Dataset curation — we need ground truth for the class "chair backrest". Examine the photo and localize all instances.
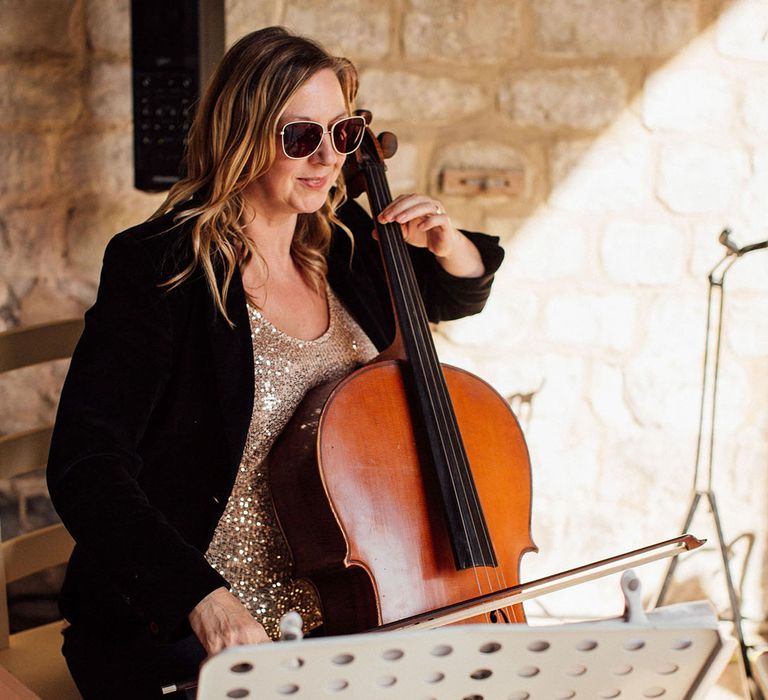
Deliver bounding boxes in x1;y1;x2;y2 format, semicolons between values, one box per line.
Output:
0;319;82;649
0;319;84;374
0;525;75;647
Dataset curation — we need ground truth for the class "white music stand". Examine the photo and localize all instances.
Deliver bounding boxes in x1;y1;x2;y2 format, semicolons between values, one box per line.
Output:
197;577;735;700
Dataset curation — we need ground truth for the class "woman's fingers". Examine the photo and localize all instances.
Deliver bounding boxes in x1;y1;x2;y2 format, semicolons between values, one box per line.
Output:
378;194;444;225
189;586;273;656
372;193;462;257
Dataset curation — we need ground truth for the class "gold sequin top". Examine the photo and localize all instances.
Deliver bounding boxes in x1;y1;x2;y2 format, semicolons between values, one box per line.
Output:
204;287;378;639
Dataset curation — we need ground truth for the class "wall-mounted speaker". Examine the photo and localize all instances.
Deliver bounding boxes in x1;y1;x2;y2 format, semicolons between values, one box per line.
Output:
130;0;224;192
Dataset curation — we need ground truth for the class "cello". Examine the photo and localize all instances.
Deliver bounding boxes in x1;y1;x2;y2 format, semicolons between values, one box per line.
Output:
267;111;536;634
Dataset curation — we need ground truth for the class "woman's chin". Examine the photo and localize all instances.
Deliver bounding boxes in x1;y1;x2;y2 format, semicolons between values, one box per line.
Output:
297;192;331;214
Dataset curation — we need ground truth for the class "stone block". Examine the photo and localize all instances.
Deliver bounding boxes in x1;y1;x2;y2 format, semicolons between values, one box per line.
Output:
0;0;78;56
403;0;520;64
642;68;734;132
0;206;67;282
639;292;706;395
225;0;282;46
600;220;687;286
716;0;768;63
728;149;768;268
18;280;85;327
599;433;693;503
0;131;55;198
624;350;699;430
0;62;81;128
384;141;420;195
657;141;750;215
434;141;526;171
283;0;390;60
482;216;524;244
544;293;637;351
733;426;768;505
488;211;590;282
472;350;548;405
87;61;132;125
725;298;768;358
727;251;768;293
522;353;588;438
549;133;654;214
533;0;698;58
438;284;539;348
526;411;604;512
500;67;626;131
624;351;748;432
589;361;638;433
54;273;100;311
0;362;68;434
439;205;484;235
65;194;162;278
529;430;602;501
744;76;768;135
85;0;130;58
714;428;768;519
58;130;136;196
358;70;487;123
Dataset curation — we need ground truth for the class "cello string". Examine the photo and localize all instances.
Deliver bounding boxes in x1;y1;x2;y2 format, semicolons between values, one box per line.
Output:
368;166;499;591
366;160;516;621
365;165;484;582
365;165;503;587
373;203;493;612
382;190;507;601
366;163;498;604
386;215;506;614
377;181;514;612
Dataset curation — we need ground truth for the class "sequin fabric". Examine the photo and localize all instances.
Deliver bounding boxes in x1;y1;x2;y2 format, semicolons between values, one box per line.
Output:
205;287;378;639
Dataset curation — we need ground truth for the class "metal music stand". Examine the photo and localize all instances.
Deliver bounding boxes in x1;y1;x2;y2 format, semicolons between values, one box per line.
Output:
196;573;735;700
653;229;768;697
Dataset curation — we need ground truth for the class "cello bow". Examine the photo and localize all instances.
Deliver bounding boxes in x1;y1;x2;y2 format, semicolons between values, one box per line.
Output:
376;534;705;632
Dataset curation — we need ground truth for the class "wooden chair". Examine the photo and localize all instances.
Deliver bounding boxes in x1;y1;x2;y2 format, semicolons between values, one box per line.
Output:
0;319;83;699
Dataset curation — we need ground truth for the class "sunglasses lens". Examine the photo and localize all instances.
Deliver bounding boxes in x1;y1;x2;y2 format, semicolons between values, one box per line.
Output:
332;117;365;155
282;122;323;158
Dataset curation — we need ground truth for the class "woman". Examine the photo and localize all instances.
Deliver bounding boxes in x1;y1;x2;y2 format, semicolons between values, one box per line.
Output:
47;26;504;698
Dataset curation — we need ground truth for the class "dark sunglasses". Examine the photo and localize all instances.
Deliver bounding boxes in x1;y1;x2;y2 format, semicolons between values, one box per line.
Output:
279;115;366;159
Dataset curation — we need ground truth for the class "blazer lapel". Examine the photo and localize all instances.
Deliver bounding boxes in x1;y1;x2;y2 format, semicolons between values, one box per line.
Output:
207;267;254;471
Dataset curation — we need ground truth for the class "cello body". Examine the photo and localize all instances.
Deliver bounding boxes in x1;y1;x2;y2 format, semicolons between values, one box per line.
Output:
268;359;536;635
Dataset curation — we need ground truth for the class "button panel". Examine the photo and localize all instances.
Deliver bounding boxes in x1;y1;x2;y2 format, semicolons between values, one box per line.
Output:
133;69;197;190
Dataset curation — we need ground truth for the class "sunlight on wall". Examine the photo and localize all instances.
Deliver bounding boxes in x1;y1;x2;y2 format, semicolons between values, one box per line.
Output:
436;2;768;640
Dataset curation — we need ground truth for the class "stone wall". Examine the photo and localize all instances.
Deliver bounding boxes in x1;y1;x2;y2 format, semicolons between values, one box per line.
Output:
1;0;767;640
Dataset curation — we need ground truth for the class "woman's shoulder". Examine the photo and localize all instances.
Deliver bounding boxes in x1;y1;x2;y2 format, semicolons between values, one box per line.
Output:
105;208;196;280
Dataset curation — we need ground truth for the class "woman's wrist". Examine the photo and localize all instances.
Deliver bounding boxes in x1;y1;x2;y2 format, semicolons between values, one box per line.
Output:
434;230;485;278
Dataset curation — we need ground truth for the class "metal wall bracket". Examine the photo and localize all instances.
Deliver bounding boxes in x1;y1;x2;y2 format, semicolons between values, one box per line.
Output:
439;168;524;196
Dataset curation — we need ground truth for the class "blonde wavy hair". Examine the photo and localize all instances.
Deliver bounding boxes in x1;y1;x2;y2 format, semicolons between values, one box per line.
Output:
152;27;359;326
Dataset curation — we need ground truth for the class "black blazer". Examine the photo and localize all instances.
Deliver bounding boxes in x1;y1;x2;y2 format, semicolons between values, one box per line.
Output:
47;199;504;640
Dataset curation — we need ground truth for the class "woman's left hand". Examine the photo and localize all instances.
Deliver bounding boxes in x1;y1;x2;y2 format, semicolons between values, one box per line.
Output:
377;194;459;258
377;194;485;278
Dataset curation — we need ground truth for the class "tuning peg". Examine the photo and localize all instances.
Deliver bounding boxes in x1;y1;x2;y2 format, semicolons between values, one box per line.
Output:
378;132;398;159
354;109;372;125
